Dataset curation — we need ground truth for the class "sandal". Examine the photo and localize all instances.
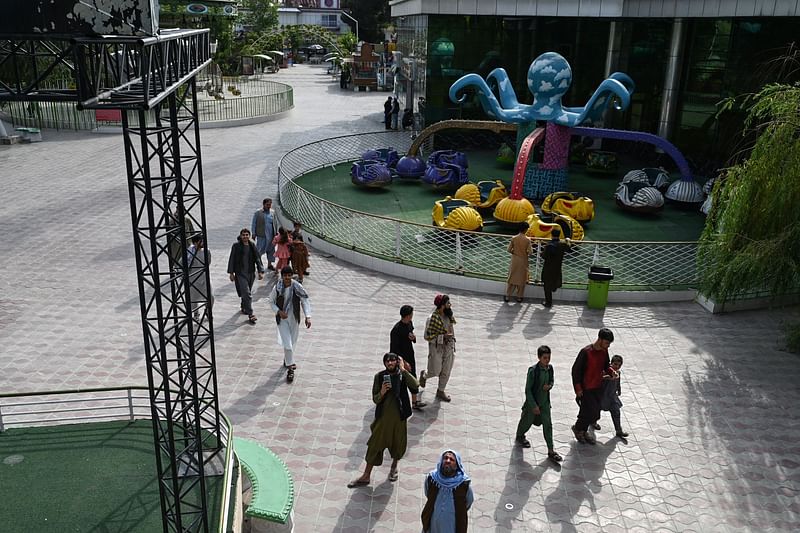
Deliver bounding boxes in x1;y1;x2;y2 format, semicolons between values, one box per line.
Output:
347;478;369;488
388;469;398;482
592;423;601;430
548;451;563;463
286;367;295;383
248;315;257;324
412;400;427;411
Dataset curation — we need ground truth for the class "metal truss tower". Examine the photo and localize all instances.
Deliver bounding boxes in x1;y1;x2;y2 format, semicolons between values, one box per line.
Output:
1;26;220;533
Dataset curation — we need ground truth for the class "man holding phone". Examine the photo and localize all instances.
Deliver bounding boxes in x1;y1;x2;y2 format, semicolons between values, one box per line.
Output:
348;352;420;488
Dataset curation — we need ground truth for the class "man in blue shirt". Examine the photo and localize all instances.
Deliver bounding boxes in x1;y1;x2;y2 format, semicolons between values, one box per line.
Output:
251;198;278;271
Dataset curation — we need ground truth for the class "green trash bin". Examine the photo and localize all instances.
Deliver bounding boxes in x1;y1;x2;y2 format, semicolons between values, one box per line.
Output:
587;265;614;309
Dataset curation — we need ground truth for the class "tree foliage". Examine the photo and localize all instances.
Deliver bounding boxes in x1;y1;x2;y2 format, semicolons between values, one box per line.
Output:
698;82;800;304
242;0;279;33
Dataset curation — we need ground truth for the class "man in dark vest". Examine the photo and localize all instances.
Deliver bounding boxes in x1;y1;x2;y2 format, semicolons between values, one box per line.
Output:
421;450;473;533
348;353;419;488
540;227;570;308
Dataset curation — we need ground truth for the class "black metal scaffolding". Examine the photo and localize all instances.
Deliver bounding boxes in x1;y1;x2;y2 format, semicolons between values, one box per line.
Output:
1;28;220;533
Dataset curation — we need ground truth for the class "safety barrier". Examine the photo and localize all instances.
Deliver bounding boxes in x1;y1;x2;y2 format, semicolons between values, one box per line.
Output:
277;131;701;291
3;76;293;131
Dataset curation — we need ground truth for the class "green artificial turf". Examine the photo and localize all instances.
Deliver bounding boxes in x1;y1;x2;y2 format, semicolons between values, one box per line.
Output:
295;150;707;242
0;420;222;532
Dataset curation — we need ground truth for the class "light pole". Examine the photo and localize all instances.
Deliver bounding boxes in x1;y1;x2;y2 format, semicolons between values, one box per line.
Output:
340;10;359;42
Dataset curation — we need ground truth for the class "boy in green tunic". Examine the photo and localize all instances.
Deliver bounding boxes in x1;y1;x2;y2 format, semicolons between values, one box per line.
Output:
514;345;563;462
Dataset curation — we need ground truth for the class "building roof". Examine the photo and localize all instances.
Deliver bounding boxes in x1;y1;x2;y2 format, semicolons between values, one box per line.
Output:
389;0;800;18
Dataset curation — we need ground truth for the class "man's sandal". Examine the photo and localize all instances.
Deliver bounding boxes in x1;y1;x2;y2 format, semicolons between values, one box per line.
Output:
435;390;451;402
248;315;257;324
548;451;563;463
388;469;399;482
286;365;296;383
347;478;369;488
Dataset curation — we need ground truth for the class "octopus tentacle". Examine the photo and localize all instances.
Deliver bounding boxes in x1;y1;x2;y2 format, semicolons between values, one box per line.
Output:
486;68;521;109
449;73;534;123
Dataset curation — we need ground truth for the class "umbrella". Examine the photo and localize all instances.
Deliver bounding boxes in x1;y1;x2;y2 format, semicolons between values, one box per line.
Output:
309;44;324;51
267;50;285;57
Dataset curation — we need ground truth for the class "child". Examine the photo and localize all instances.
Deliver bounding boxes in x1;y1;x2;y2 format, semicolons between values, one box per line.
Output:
598;355;629;438
514;345;562;462
290;235;310;282
291;221;310;275
272;227;293;272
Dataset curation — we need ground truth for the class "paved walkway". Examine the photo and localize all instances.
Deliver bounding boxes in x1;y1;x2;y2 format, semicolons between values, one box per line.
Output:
1;64;799;532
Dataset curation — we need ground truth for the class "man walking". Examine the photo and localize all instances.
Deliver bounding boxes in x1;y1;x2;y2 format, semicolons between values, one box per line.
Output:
391;97;400;130
227;228;264;324
390;305;426;410
348;353;419;487
187;234;213;319
269;266;312;383
384;97;393;130
421;450;473;533
571;328;616;445
540;227;570;307
251;198;278;271
423;294;457;402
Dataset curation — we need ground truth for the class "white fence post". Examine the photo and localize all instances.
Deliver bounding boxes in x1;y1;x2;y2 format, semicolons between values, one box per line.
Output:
127;389;134;421
395;220;402;258
533;240;542;282
455;232;463;271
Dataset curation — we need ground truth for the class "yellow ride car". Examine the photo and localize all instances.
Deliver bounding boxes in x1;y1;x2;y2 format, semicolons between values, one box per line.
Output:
454;180;508;209
493;197;535;226
541;192;595;223
432;197;484;231
525;211;584;241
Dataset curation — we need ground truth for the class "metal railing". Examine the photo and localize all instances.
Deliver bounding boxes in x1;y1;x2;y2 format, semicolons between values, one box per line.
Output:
278;131;701;291
0;386;236;533
3;77;293;131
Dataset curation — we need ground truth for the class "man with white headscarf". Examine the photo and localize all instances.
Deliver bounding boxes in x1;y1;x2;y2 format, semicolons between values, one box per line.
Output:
269;266;311;382
421;449;473;533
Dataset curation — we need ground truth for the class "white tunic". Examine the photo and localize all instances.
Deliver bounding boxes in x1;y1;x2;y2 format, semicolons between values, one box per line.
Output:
269;279;311;350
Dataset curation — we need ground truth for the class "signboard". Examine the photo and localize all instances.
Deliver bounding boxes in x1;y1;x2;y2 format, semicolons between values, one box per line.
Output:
1;0;160;37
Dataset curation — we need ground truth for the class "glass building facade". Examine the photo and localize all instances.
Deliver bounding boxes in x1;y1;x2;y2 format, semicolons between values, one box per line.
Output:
395;14;799;162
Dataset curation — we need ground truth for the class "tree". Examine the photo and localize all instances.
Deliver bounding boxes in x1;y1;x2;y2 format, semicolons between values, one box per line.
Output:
242;0;279;33
340;0;391;43
698;79;800;348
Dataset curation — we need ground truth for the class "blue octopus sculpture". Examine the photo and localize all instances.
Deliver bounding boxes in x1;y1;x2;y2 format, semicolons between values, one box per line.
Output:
449;52;634;127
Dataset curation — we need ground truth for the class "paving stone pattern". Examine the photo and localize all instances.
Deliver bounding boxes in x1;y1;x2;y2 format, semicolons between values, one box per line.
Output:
1;65;800;532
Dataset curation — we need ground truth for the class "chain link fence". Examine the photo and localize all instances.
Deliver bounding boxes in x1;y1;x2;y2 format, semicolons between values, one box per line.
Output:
278;131;701;291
